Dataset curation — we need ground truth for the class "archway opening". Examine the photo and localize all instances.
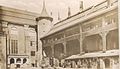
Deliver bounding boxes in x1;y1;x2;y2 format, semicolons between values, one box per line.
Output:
10;58;14;64
66;39;80;56
106;30;118;50
23;58;27;64
54;43;64;59
83;34;102;53
16;58;21;63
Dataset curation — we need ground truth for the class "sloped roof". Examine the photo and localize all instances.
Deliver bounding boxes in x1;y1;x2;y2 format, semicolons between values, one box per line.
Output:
40;0;117;39
36;1;53;22
40;1;49;17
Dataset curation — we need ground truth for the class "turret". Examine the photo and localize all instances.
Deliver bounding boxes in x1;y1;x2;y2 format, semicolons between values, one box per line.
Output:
36;0;53;37
35;0;53;64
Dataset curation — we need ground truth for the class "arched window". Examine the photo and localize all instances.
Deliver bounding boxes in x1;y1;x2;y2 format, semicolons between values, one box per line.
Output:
10;58;14;64
23;58;27;64
16;58;21;63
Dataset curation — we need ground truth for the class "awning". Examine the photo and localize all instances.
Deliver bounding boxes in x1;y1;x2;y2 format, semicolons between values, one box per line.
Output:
65;55;80;60
65;50;119;60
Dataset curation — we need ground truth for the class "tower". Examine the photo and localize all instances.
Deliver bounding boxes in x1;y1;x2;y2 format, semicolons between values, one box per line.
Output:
36;0;53;65
36;0;53;38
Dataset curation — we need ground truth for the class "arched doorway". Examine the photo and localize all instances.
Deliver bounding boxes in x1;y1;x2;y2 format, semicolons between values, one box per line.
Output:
10;58;14;64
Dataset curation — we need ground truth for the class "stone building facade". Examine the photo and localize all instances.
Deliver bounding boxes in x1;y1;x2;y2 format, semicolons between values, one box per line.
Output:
0;6;42;69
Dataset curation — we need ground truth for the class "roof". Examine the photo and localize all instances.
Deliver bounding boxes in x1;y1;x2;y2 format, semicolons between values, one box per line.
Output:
40;0;50;17
0;5;40;17
65;50;119;60
0;5;39;26
41;0;117;39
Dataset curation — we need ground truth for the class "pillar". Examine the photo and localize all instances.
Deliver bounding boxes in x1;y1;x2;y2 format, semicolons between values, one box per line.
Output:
63;32;66;56
79;25;84;54
101;17;109;52
100;58;105;69
8;58;10;64
1;36;6;69
14;58;17;64
2;21;8;69
21;58;24;64
99;31;108;52
37;24;42;62
24;25;29;55
63;42;66;56
51;44;54;57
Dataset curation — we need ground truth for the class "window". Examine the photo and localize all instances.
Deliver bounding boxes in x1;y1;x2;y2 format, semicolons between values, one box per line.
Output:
10;58;14;64
23;58;27;64
16;64;20;68
30;41;35;46
16;58;21;63
31;51;35;56
11;40;18;54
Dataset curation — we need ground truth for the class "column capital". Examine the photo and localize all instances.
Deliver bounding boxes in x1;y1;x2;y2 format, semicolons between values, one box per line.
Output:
2;21;8;28
2;21;9;35
99;31;109;37
62;42;66;46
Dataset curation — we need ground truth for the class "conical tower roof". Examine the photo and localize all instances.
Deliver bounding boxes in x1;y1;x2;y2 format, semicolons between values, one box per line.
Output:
36;0;53;22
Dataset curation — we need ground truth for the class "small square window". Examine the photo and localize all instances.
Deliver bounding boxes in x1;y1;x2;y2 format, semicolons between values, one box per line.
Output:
30;41;35;46
31;51;35;56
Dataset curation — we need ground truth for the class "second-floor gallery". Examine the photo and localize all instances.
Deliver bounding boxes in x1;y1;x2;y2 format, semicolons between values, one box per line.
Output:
40;0;119;69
